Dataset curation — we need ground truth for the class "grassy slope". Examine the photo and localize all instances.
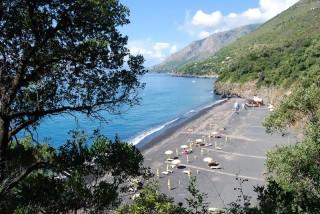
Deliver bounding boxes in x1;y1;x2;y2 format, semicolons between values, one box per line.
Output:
179;0;320;88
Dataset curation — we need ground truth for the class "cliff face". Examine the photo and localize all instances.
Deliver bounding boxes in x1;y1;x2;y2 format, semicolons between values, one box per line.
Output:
214;81;291;106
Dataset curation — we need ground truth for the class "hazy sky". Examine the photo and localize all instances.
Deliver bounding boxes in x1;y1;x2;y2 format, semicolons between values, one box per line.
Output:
119;0;299;67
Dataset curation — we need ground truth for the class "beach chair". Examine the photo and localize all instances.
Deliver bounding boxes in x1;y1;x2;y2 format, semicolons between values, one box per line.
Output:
161;171;170;175
210;165;221;169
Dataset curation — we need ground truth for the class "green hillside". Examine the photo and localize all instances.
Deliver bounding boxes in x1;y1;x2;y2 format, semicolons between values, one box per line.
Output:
179;0;320;88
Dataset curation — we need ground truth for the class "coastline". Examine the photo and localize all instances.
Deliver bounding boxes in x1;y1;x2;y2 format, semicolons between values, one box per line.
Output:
138;97;293;208
137;98;228;152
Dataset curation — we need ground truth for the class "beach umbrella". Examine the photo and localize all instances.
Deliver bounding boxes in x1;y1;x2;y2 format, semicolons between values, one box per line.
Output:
156;168;159;177
165;150;173;158
166;164;169;171
212;131;219;135
207;159;216;164
203;157;213;163
168;179;171;190
172;159;181;165
181;144;188;150
196;139;203;143
165;150;173;155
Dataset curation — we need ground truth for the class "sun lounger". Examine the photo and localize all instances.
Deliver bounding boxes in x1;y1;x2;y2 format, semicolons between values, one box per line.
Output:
210;165;221;169
162;171;170;175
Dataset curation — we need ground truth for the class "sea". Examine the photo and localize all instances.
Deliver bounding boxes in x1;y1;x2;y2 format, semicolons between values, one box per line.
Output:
21;73;222;149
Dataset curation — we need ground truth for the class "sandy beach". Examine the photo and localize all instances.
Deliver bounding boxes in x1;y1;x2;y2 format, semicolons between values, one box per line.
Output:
139;98;294;209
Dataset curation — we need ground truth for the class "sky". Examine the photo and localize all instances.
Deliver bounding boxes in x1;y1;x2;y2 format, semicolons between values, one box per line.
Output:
119;0;299;67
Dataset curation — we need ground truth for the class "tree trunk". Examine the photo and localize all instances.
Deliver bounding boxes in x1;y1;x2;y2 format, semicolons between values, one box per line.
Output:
0;117;10;182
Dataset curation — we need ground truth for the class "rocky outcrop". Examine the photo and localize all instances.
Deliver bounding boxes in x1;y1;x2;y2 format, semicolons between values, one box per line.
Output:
214;81;291;106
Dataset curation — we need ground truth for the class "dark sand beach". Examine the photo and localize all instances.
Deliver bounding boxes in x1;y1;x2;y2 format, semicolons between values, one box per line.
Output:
140;98;295;209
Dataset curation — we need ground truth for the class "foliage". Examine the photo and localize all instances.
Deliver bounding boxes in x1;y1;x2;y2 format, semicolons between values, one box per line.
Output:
116;181;187;214
0;131;148;213
178;0;320;89
255;61;320;213
0;0;146;181
262;69;320;133
117;177;210;214
226;176;257;214
186;176;210;214
250;119;320;214
263;120;320;213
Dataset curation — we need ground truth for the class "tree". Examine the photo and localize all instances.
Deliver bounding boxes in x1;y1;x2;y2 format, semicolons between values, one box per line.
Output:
116;177;211;214
258;69;320;213
0;0;146;182
116;181;187;214
0;131;149;213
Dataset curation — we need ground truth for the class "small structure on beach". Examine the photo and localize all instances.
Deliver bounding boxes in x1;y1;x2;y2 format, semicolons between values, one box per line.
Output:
245;96;264;107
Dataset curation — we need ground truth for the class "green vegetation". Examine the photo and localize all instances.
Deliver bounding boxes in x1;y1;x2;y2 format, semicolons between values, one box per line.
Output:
179;0;320;88
178;1;320;212
227;61;320;213
0;0;146;212
259;71;320;213
117;177;210;214
0;132;148;213
1;0;320;212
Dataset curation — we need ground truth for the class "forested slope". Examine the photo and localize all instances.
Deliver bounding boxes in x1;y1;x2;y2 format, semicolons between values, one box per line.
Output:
179;0;320;92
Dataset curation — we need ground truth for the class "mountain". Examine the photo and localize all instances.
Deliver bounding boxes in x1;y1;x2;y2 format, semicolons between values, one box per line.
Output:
151;24;260;73
178;0;320;93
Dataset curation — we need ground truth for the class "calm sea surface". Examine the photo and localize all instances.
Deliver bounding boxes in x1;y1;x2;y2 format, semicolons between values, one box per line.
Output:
21;74;222;148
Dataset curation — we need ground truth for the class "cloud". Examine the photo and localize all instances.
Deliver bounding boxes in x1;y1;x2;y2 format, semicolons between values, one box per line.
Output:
154;42;170;51
170;45;177;53
191;10;223;27
180;0;299;39
127;40;177;66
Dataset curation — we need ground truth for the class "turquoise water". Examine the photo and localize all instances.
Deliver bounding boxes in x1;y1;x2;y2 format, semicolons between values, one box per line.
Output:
21;74;221;148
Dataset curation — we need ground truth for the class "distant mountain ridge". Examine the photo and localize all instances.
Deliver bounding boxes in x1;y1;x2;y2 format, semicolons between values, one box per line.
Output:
152;24;260;73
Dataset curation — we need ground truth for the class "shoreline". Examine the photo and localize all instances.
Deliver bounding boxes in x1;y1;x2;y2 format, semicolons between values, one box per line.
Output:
137;98;228;152
138;97;293;208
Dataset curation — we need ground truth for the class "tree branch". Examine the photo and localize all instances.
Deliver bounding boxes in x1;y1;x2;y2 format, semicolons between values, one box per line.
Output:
8;96;128;138
1;160;47;193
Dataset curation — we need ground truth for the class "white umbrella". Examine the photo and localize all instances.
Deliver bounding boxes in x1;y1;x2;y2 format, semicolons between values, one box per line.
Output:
211;131;219;135
180;145;188;149
203;157;213;163
196;139;203;143
172;159;181;165
207;159;216;164
165;150;173;155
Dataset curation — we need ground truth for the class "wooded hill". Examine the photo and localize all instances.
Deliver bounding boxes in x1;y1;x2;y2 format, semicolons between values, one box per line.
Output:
178;0;320;89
